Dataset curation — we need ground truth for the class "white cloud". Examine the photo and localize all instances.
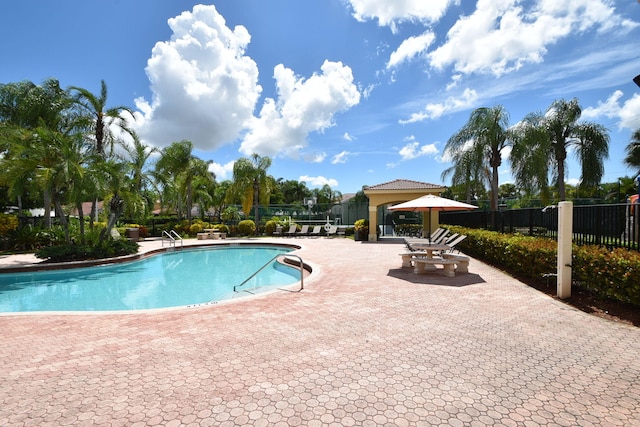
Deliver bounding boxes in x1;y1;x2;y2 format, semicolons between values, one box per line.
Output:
387;31;435;69
332;150;351;164
209;160;235;180
343;132;355;141
239;60;361;157
298;175;339;188
582;90;640;131
428;0;637;77
400;88;478;123
132;5;261;150
398;141;438;160
347;0;457;33
304;152;327;163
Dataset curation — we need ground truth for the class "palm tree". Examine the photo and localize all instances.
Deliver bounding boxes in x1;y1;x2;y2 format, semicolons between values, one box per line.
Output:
155;141;193;219
444;106;511;211
441;144;488;204
70;80;135;223
0;79;76;224
121;134;158;219
154;140;213;222
69;80;134;157
511;98;610;202
231;153;272;228
624;129;640;177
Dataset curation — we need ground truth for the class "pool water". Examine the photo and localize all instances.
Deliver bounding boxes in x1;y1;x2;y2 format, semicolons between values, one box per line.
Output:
0;246;299;312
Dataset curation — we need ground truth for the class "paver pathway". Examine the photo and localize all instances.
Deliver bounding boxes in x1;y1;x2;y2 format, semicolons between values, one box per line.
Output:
1;237;639;426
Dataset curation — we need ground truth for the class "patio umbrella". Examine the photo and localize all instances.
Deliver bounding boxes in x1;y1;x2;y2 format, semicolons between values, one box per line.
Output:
388;194;478;238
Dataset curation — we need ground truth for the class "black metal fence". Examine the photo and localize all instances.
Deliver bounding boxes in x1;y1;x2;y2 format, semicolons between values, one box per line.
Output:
440;203;639;251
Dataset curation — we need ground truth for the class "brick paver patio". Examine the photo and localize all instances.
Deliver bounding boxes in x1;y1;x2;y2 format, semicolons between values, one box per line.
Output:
1;237;639;426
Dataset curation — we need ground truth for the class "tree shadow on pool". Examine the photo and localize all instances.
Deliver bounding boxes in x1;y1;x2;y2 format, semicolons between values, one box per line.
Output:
387;267;486;288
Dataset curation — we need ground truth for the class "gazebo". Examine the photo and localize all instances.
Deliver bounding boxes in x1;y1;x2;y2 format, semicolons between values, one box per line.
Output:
363;179;446;241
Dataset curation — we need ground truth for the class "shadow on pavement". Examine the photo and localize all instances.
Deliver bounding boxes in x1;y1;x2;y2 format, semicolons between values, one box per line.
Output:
387;268;486;287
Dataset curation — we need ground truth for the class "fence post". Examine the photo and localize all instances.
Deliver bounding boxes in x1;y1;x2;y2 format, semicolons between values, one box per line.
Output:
557;201;573;299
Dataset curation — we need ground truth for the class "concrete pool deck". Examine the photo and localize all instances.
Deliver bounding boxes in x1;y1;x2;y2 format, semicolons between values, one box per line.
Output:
1;237;639;426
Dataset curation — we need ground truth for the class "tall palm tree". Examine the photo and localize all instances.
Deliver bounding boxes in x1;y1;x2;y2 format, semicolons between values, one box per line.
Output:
70;80;135;223
231;153;272;228
511;98;609;201
444;106;511;211
69;80;134;157
624;129;640;177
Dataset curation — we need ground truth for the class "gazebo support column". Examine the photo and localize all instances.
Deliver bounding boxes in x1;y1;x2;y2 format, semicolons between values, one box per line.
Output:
368;205;378;242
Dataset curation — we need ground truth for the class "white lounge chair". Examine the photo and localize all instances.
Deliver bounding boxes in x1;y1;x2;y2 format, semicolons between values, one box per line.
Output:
309;225;322;237
445;235;467;253
295;224;310;237
284;224;298;237
325;225;338;237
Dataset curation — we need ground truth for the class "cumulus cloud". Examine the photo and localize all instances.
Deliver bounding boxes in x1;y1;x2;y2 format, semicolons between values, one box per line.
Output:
582;90;640;131
428;0;637;76
347;0;456;33
299;175;339;187
332;150;351;164
397;136;438;160
209;160;235;180
386;31;435;69
400;88;478;123
343;132;355;141
399;141;438;160
132;5;261;150
239;60;361;158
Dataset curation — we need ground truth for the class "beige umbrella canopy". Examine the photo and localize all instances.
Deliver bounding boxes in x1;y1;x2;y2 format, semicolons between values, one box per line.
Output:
388;194;478;238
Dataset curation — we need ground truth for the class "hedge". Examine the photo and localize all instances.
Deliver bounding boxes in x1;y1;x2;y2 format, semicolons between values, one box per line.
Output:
447;226;640;307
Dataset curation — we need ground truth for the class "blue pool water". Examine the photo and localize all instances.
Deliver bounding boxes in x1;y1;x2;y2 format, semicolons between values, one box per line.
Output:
0;246;299;312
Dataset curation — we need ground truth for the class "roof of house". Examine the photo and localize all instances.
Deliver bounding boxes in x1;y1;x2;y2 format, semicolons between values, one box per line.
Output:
364;179;445;192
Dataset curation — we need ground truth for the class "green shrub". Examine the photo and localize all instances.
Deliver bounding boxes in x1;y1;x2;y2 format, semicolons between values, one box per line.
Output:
573;246;640;306
35;239;139;263
264;220;279;235
447;226;640;307
237;220;256;236
214;224;229;234
189;223;203;234
0;214;19;236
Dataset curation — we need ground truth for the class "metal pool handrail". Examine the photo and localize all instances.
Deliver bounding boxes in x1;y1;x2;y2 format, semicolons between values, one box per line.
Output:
234;254;305;293
162;230;183;248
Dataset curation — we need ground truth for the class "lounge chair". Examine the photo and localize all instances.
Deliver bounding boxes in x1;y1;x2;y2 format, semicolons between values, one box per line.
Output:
433;230;450;244
325;225;338;237
295;224;310;237
272;225;283;237
427;228;445;242
284;224;298;237
309;225;322;237
444;235;466;253
442;233;459;245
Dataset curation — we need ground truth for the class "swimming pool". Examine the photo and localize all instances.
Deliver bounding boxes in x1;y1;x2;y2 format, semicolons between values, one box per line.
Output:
0;245;301;313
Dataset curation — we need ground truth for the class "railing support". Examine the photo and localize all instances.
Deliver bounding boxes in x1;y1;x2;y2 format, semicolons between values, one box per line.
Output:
162;230;183;248
233;254;305;294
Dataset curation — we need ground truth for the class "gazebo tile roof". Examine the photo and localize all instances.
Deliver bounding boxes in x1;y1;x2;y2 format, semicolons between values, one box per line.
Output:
365;179;445;191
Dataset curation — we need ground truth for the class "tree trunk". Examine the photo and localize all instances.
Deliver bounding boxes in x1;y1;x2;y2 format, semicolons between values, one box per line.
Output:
76;200;86;244
99;194;124;243
253;180;260;234
54;199;70;243
43;189;52;229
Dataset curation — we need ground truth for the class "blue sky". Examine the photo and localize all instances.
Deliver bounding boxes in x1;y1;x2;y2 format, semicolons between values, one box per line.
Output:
1;0;639;194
